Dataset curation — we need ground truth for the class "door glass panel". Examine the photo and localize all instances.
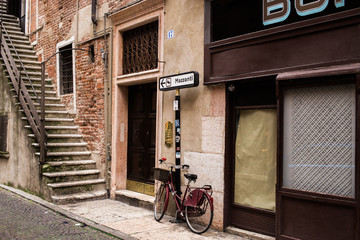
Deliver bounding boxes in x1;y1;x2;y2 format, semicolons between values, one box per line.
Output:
234;109;277;211
283;84;356;197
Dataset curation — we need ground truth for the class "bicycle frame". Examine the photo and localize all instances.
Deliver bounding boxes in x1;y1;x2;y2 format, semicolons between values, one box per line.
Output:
164;166;214;215
154;159;214;234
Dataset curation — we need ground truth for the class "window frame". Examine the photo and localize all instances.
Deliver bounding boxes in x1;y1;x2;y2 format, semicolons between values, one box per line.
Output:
122;21;159;75
278;74;359;202
59;44;74;95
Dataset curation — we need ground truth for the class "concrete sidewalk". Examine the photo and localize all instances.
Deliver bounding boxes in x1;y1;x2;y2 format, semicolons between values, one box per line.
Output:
0;184;269;240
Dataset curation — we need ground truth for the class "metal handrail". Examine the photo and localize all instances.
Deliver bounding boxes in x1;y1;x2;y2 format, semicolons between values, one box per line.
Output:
0;21;40;104
0;18;46;165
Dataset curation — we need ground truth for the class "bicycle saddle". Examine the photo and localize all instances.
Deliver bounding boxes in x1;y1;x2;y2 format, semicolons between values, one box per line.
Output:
184;173;197;181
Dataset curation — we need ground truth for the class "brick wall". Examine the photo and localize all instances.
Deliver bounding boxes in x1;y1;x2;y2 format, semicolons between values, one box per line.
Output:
29;0;130;162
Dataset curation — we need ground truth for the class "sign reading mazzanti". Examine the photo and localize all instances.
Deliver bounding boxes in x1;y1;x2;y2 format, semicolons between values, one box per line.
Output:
159;71;199;91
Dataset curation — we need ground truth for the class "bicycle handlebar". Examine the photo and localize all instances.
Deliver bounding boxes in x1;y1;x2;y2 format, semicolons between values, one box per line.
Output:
159;158;189;170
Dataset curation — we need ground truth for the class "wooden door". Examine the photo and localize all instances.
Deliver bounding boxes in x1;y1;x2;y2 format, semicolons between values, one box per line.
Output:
226;80;277;236
127;83;157;194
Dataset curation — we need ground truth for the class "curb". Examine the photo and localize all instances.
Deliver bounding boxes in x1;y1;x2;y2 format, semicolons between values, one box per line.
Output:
0;184;138;240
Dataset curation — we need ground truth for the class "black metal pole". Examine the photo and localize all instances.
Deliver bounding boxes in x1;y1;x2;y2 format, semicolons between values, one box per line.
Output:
175;89;181;200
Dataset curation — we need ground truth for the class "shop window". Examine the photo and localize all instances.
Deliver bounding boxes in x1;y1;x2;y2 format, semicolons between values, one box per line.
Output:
231;80;277;211
59;44;74;95
234;109;277;210
0;115;8;152
283;84;356;197
122;21;158;75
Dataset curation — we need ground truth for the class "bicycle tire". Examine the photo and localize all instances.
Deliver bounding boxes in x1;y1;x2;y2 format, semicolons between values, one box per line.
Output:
154;183;169;222
185;191;213;234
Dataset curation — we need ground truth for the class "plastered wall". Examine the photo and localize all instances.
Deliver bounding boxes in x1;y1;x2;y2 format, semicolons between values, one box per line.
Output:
161;0;226;230
0;70;43;197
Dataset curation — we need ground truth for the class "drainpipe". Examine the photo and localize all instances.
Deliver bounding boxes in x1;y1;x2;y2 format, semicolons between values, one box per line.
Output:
103;13;113;198
76;0;80;44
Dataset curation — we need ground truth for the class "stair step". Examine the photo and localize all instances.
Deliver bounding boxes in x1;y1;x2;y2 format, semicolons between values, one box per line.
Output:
0;13;19;19
28;133;81;138
43;169;100;178
48;142;85;147
8;63;41;70
8;82;53;89
9;48;36;55
20;110;68;114
22;117;73;122
2;21;21;28
47;179;105;188
11;88;56;94
17;102;65;108
115;190;155;211
46;160;96;167
45;126;78;130
32;142;86;148
38;151;91;157
3;25;21;32
50;190;107;204
44;118;75;122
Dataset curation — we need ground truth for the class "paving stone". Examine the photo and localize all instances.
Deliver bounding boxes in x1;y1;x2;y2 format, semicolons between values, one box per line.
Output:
0;188;120;240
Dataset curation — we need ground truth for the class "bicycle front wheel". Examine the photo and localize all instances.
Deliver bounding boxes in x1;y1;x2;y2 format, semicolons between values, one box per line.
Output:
185;192;213;234
154;183;169;222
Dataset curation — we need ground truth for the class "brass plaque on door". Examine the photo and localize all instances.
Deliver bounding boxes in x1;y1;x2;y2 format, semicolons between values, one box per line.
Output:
165;121;173;148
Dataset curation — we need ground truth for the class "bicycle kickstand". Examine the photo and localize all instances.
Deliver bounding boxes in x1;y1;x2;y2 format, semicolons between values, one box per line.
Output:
169;210;183;223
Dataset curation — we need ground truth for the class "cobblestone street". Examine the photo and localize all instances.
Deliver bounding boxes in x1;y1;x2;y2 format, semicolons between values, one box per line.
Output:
0;188;120;240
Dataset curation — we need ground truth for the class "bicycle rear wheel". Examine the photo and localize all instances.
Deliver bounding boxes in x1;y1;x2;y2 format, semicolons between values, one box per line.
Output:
185;192;213;234
154;183;169;222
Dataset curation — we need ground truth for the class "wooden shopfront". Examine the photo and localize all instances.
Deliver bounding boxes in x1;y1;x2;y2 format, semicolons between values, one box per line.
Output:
205;0;360;239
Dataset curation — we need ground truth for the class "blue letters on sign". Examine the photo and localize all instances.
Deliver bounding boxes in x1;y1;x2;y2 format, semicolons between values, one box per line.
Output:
263;0;345;26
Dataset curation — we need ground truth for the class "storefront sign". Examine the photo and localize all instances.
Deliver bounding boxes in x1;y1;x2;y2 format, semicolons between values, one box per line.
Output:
263;0;350;26
211;0;360;40
159;71;199;91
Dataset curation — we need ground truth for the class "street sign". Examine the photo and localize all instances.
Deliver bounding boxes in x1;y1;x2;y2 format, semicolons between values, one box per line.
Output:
159;71;199;91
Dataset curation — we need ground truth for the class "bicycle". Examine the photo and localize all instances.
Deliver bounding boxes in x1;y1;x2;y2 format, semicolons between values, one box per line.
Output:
153;157;214;234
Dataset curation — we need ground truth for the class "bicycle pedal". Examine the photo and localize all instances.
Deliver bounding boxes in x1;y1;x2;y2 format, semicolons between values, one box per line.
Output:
169;219;182;223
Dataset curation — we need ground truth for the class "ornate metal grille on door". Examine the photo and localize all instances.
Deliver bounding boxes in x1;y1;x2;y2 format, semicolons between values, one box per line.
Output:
122;21;158;75
283;84;356;197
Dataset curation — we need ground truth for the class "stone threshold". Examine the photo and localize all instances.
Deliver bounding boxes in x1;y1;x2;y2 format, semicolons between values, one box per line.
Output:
226;226;275;240
115;189;154;211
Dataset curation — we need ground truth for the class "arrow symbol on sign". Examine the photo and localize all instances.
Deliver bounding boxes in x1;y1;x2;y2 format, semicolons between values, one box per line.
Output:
166;78;171;87
160;79;166;88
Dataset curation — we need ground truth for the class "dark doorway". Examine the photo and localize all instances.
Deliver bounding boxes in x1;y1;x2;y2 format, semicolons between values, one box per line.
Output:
226;79;277;236
7;0;25;33
127;82;157;195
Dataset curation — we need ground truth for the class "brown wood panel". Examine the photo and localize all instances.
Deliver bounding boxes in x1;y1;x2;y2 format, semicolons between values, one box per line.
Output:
279;196;355;240
231;205;275;237
205;10;360;84
209;24;360;83
127;83;156;184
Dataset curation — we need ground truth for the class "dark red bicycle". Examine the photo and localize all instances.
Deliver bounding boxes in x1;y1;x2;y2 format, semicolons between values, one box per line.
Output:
153;158;214;234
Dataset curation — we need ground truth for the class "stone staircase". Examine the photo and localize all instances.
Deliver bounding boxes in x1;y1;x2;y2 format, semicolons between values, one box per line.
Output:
0;0;106;204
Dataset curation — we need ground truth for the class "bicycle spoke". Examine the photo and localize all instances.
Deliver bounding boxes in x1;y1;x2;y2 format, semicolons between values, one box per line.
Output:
185;192;213;234
154;184;169;222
